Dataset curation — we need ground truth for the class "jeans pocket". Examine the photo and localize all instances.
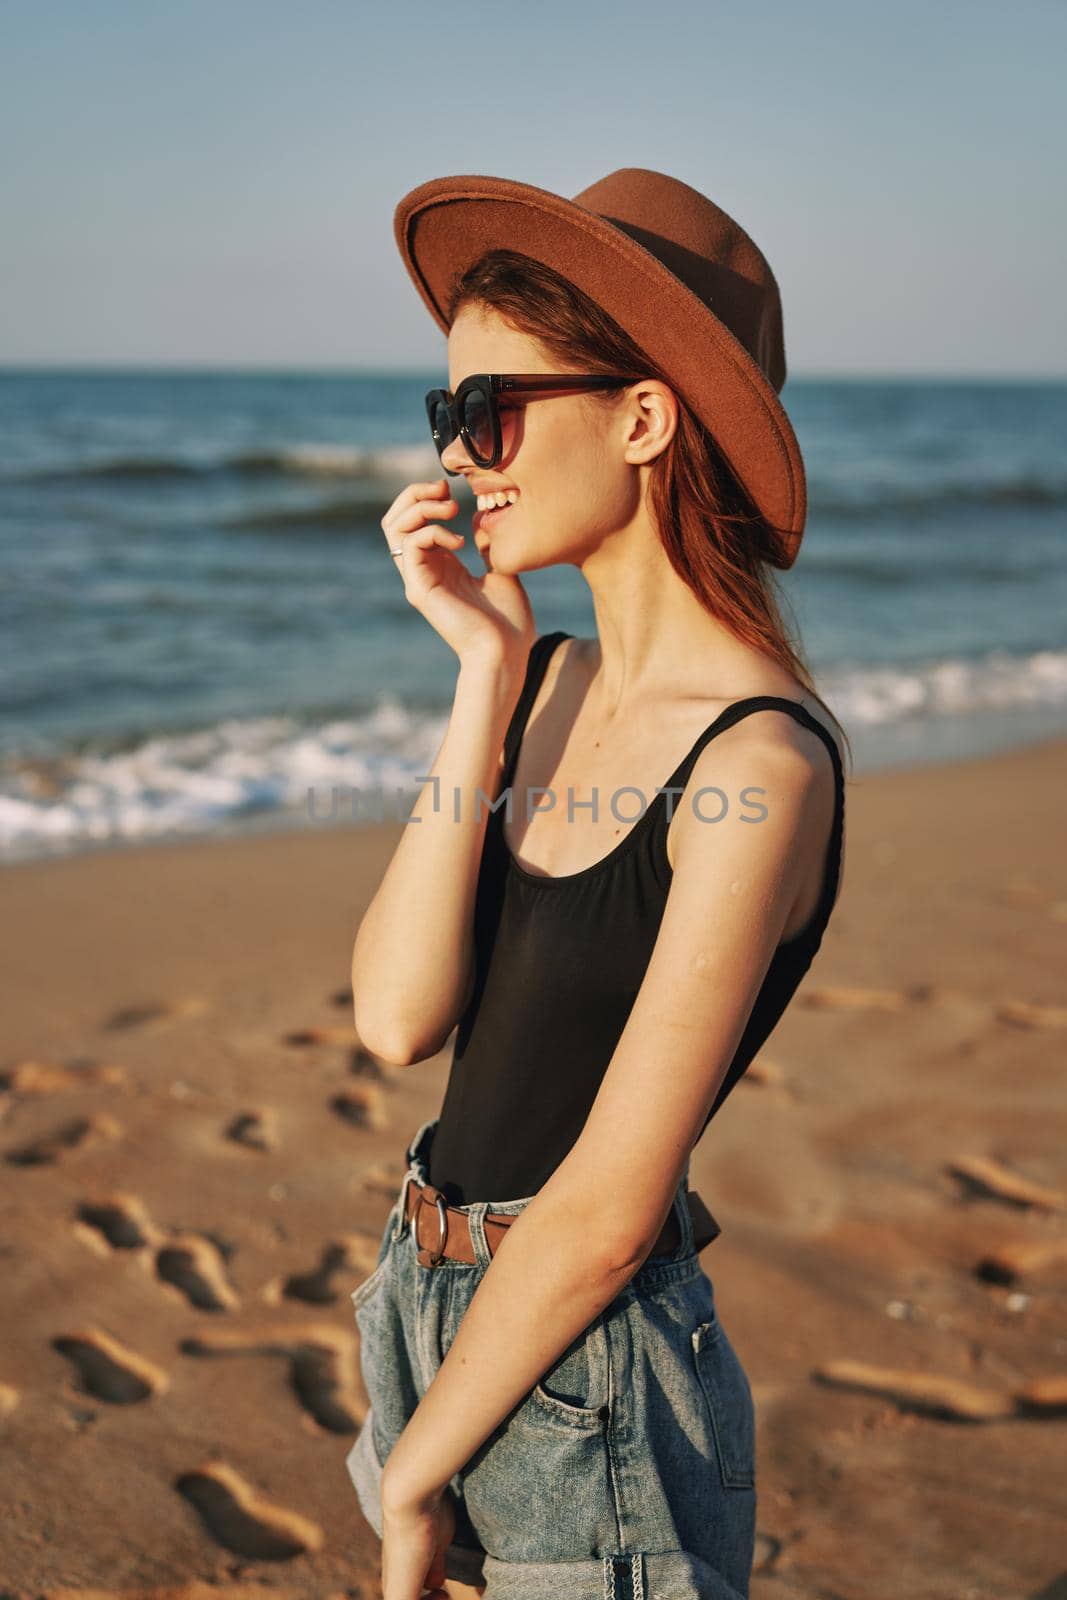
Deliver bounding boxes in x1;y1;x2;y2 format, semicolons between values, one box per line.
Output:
692;1315;756;1489
459;1311;616;1561
530;1313;611;1429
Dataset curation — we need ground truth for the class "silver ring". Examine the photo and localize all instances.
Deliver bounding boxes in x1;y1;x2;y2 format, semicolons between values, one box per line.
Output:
427;1194;449;1267
389;546;403;557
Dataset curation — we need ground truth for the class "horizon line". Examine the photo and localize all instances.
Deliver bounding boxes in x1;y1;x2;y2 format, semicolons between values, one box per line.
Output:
0;362;1064;383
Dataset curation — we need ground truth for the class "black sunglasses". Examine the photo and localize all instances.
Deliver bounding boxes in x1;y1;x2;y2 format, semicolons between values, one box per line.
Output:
425;373;640;473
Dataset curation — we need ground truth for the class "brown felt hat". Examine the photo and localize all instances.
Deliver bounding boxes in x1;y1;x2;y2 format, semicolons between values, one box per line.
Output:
393;167;808;567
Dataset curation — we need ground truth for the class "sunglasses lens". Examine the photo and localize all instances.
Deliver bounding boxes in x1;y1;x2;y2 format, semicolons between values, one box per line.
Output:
461;388;495;464
429;397;454;455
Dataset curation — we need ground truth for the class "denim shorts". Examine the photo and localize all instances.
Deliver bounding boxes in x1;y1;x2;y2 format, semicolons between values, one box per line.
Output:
345;1116;757;1599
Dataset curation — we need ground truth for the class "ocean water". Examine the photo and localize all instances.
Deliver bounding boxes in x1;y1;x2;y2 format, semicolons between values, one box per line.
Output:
1;369;1065;863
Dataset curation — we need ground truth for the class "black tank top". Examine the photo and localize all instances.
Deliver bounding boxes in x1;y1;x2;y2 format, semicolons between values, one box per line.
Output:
428;631;846;1204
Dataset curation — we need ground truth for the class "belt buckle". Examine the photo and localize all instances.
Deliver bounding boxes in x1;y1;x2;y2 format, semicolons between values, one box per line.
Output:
416;1186;450;1267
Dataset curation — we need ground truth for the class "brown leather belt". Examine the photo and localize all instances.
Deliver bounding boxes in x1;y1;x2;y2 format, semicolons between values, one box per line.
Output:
402;1176;721;1269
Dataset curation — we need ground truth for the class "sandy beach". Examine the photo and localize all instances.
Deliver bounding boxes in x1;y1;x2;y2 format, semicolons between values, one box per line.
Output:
2;732;1066;1600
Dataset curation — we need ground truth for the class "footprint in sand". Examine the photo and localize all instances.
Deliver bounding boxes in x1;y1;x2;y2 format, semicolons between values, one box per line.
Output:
53;1327;169;1403
797;983;917;1013
331;984;354;1008
180;1322;362;1432
283;1023;362;1048
799;982;1067;1033
946;1153;1065;1212
103;997;208;1030
330;1085;390;1133
74;1192;157;1253
815;1358;1067;1422
976;1235;1067;1286
272;1231;386;1306
752;1531;785;1576
994;998;1067;1030
0;1058;128;1094
6;1110;122;1166
1015;1375;1067;1417
175;1460;323;1559
156;1232;241;1311
71;1192;241;1310
226;1108;279;1152
348;1046;397;1083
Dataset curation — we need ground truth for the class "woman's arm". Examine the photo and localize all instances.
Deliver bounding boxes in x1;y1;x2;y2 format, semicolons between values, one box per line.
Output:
352;649;529;1064
379;714;829;1508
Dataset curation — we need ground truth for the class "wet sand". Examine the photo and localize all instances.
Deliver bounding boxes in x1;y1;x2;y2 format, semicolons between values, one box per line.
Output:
2;732;1066;1599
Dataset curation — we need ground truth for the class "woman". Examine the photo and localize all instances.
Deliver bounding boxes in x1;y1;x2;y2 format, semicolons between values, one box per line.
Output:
345;170;849;1600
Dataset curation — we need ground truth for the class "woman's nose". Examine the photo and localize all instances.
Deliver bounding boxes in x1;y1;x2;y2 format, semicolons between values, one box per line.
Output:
439;432;475;474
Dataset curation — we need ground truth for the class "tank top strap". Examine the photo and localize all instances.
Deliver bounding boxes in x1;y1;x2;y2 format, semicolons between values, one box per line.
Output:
501;630;573;786
655;694;846;938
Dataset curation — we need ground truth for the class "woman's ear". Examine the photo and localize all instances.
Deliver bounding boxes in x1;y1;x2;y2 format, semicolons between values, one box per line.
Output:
622;380;678;466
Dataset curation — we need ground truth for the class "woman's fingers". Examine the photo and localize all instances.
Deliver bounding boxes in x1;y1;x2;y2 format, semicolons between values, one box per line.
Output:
408;523;464;551
381;479;454;534
390;493;458;535
382;480;464;563
380;477;451;526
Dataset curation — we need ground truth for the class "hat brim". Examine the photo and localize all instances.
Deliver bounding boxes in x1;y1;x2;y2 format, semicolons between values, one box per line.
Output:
393;173;806;563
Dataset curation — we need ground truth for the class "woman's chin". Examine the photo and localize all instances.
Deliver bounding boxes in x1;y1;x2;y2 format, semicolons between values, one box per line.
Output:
478;528;553;577
478;535;521;574
484;555;521;576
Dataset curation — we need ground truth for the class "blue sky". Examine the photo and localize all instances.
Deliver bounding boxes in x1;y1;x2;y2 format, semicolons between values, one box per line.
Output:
1;0;1063;375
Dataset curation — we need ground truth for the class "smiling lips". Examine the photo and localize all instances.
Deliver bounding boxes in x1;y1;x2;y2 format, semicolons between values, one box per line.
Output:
475;490;520;511
474;490;518;536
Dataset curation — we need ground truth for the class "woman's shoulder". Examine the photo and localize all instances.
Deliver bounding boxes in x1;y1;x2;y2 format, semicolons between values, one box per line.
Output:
687;681;843;812
666;674;844;883
718;687;843;773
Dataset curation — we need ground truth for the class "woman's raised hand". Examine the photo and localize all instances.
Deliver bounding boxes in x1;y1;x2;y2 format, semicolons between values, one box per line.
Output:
381;478;535;666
